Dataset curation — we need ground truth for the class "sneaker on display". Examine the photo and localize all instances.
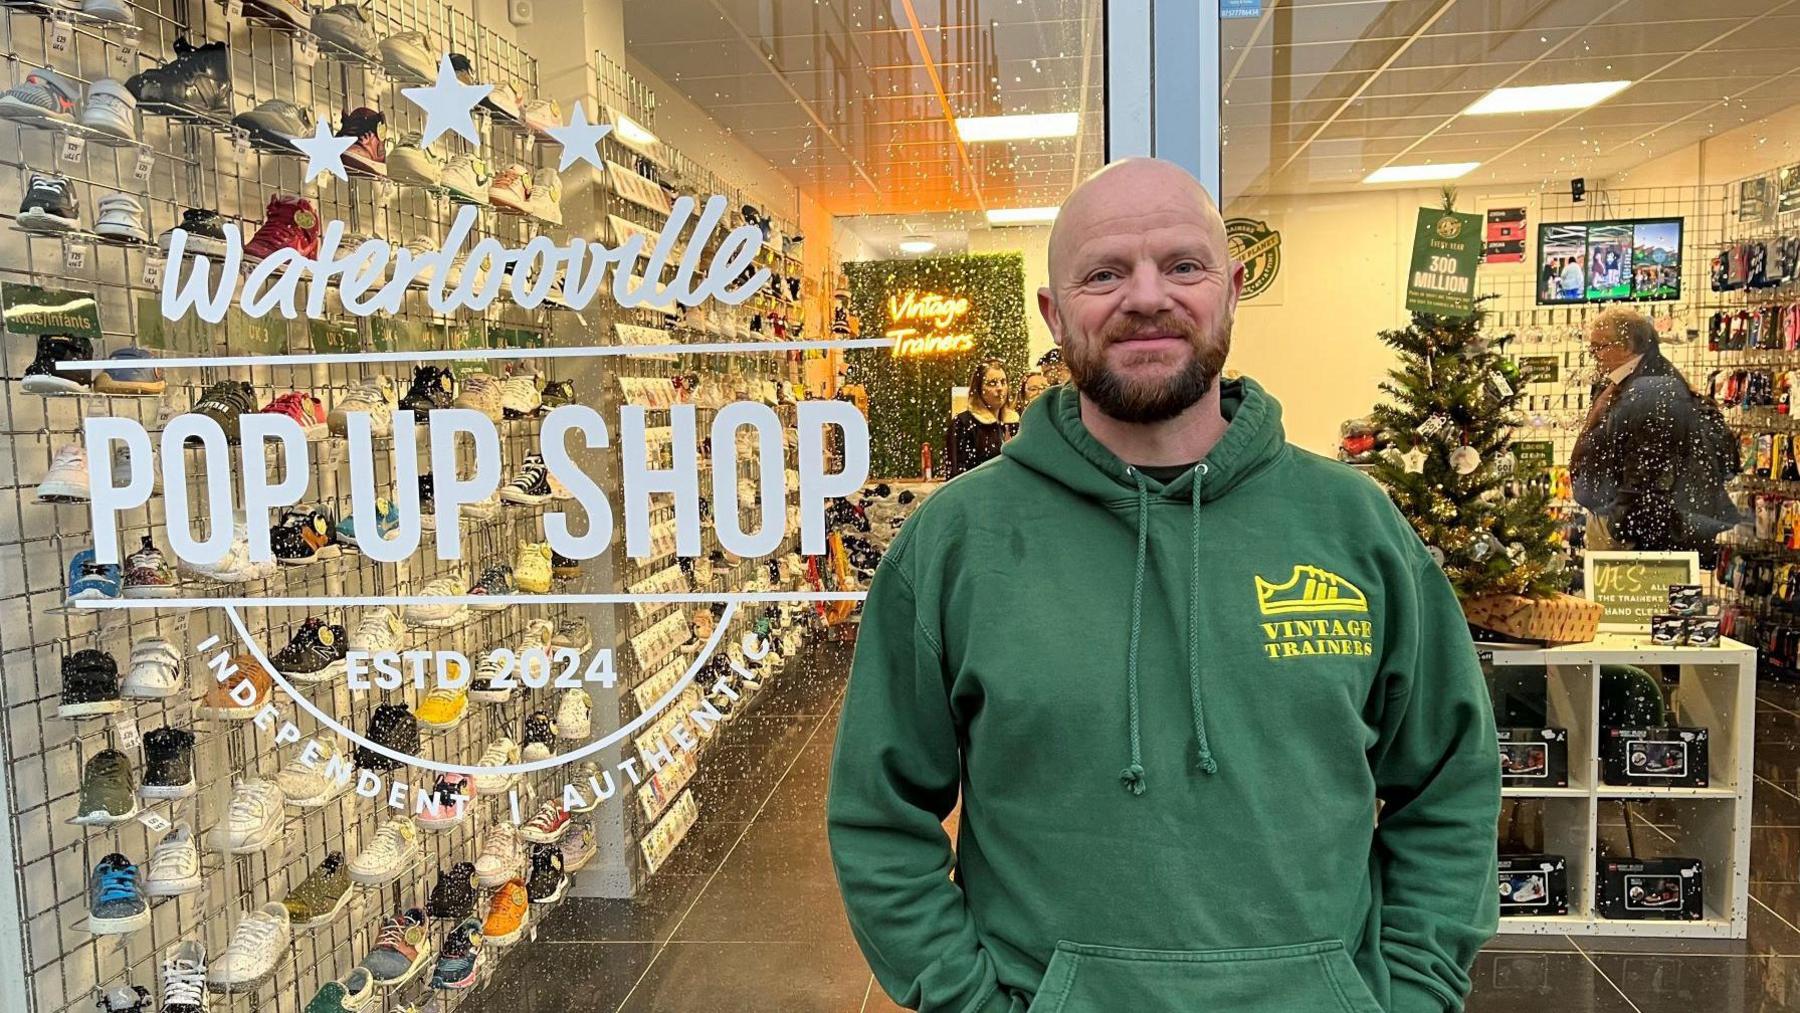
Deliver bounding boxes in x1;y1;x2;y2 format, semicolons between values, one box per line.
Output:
243;0;307;28
92;346;165;394
552;549;580;580
274;739;352;807
517;619;556;686
36;443;90;502
144;822;202;897
399;365;456;413
552;617;593;653
121;638;182;699
197;653;273;719
126;37;231;121
207;780;285;854
244;194;320;261
520;97;560;137
487;163;531;213
138;726;196;798
71;747;136;823
348;606;403;654
441;153;491;205
231;98;314;154
482;80;521;121
468;652;512;704
310;3;376;57
336;495;399;550
513;541;553;593
554;688;592;740
567;762;603;813
539;378;575;411
416;772;473;829
93;193;149;244
426;861;477;921
87;853;150;934
471;737;520;793
401;573;467;627
270;617;348;682
559;820;597;872
94;984;150;1013
348;817;424;887
272;506;341;566
525;173;562;226
157;207;230;258
500;454;552;505
428;916;484;990
61;648;122;718
260;390;329;440
159;940;207;1013
81;0;135;24
461;488;502;522
499;374;542;418
327;374;398;436
357;907;432;987
183;379;260;443
122;535;178;598
519;801;570;845
205;904;290;990
0;69;77;122
22;332;93;394
520;711;556;763
377;31;437;83
466;564;514;609
480;879;529;945
337;105;386;176
413;685;468;732
65;547;121;604
397;236;440;286
304;968;374;1012
282;851;352;929
473;822;524;888
452;371;503;420
78;78;136;140
177;523;272;585
416;472;440;532
525;842;567;903
16;171;79;232
353;704;418;772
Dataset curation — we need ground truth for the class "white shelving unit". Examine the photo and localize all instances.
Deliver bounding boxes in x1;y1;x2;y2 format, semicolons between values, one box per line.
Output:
1485;633;1757;938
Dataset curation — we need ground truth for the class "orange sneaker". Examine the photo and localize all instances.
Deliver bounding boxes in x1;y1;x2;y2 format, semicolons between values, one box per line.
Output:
481;878;529;945
198;653;273;719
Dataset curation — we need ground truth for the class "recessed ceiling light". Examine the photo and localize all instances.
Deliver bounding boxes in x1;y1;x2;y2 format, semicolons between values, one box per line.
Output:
899;239;937;254
1362;162;1481;184
613;113;659;147
986;206;1059;225
1463;80;1632;116
955;113;1079;142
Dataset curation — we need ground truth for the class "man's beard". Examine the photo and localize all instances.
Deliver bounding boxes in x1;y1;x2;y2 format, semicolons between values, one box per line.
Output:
1065;311;1230;424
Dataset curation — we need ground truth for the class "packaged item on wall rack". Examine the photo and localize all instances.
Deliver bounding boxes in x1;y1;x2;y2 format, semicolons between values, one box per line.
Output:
1497;727;1568;787
1498;854;1569;916
1597;857;1705;920
1601;727;1710;787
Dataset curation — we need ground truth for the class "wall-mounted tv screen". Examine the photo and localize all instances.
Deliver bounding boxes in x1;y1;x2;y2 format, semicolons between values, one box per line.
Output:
1537;217;1683;305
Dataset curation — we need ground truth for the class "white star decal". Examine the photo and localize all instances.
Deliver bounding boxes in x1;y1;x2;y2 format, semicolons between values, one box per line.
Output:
545;101;613;172
291;118;356;183
402;55;493;146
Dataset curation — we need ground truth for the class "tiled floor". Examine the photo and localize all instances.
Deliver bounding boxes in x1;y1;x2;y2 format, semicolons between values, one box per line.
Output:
465;652;1800;1012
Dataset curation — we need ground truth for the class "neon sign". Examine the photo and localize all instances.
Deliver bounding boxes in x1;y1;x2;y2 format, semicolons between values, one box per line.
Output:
885;289;976;357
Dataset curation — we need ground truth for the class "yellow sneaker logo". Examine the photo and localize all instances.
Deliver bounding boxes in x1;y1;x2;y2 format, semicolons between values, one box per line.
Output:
1255;565;1369;616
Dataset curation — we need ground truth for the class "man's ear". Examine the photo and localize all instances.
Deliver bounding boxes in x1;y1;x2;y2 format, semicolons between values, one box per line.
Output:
1227;260;1246;315
1037;287;1063;345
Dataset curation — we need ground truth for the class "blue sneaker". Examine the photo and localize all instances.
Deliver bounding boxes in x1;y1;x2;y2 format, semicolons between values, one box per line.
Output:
92;347;165;396
337;496;399;550
89;853;150;934
67;548;122;603
428;916;483;989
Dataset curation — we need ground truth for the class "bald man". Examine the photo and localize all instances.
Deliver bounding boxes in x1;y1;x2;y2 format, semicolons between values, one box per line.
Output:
829;159;1499;1013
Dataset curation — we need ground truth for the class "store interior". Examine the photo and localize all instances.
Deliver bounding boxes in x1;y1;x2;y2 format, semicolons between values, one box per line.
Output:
2;0;1800;1012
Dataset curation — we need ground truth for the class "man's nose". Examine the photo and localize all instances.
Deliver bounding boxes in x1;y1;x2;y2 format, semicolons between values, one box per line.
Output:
1118;261;1175;316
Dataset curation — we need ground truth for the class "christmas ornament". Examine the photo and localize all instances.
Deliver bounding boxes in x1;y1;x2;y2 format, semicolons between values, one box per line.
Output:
1417;414;1451;439
1426;546;1446;567
1507;542;1526;564
1401;447;1428;474
1494;450;1516;476
1449;445;1480;475
1470;532;1500;561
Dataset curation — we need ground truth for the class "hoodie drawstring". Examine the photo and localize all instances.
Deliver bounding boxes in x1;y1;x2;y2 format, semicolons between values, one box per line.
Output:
1119;464;1219;796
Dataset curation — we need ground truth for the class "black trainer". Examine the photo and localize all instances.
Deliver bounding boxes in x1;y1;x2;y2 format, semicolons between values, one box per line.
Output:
551;550;580;579
539;379;575;410
21;333;94;395
270;617;347;683
526;842;566;903
426;861;477;920
60;650;121;718
499;454;552;505
399;366;455;413
126;37;231;121
521;711;555;758
184;380;258;444
140;727;196;799
355;704;419;772
157;208;230;257
17;172;78;232
418;473;438;530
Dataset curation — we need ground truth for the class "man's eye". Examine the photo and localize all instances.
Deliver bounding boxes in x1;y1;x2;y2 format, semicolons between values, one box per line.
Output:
1171;261;1201;274
1087;270;1118;284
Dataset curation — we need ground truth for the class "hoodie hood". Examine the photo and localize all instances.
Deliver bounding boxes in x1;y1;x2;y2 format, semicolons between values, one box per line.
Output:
999;375;1291;793
1002;376;1290;504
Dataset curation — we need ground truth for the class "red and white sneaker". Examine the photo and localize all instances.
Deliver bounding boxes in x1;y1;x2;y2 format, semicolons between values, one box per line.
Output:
488;165;531;214
261;392;328;440
338;107;387;177
244;194;320;261
517;801;570;844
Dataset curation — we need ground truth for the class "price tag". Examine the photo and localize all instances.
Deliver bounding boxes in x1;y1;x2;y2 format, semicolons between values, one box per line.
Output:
111;43;136;72
60;134;86;163
49;17;72;54
141;256;165;287
63;240;87;271
232;128;251;159
114;715;140;750
295;34;318;68
225;0;244;19
132;147;154;181
137;809;170;834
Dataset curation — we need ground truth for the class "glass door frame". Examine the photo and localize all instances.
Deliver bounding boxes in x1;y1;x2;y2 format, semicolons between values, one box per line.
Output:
1106;0;1222;198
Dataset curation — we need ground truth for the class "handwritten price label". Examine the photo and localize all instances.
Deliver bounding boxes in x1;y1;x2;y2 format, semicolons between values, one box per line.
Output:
60;135;86;163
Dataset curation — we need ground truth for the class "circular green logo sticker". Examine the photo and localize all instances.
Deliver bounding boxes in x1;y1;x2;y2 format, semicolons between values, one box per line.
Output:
1226;218;1282;301
1435;214;1463;240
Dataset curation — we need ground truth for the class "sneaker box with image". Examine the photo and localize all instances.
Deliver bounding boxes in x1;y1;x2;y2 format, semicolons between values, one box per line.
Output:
1498;854;1568;916
1498;727;1568;787
1602;727;1710;787
1597;857;1705;921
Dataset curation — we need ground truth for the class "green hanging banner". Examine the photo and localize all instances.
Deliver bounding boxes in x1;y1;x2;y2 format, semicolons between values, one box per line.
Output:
1404;208;1483;318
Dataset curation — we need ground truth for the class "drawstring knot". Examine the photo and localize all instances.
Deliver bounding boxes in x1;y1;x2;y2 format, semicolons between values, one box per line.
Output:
1119;763;1146;795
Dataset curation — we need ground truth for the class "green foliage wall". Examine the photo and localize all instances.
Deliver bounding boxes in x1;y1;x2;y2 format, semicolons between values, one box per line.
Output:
845;253;1030;478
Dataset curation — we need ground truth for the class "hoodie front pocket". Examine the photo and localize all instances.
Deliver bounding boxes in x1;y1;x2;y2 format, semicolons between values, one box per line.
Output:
1026;939;1383;1013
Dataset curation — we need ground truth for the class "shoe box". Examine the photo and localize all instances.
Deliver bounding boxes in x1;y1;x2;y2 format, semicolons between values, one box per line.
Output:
1601;727;1709;788
1597;857;1704;920
1498;854;1568;917
1498;728;1567;788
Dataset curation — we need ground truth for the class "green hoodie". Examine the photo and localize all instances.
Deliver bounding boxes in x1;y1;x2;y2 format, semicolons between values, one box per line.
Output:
827;379;1499;1013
